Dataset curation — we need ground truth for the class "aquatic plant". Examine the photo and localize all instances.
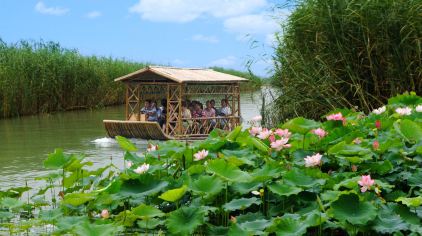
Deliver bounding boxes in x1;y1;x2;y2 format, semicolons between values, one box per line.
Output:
0;92;421;235
271;0;422;122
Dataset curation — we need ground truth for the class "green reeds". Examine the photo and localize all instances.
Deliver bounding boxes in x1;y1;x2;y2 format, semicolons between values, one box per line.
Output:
271;0;422;122
0;39;145;118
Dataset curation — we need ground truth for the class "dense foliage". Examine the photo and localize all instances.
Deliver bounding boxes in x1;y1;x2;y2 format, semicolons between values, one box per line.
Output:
1;93;421;235
0;39;145;118
271;0;422;122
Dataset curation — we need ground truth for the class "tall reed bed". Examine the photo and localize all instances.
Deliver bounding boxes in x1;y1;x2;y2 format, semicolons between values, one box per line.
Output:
0;39;145;118
271;0;422;122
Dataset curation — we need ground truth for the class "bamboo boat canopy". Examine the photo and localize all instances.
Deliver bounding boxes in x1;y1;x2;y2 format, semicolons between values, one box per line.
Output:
114;66;248;84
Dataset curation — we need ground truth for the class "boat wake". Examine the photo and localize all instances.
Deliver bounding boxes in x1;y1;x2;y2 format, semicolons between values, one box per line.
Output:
92;137;116;147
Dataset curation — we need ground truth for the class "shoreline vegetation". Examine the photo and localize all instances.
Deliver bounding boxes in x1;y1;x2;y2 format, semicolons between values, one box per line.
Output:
0;39;263;119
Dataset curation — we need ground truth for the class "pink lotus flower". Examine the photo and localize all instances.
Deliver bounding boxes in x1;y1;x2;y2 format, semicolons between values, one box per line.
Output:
373;140;380;150
375;120;381;130
249;126;262;136
270;138;291;151
326;112;344;121
311;128;327;138
304;153;322;167
126;161;133;168
147;144;158;152
358;175;375;192
372;106;386;115
351;165;358;172
251;115;262;122
353;138;362;144
268;135;276;143
257;128;272;140
134;163;150;174
274;128;292;138
395;107;412;116
416;105;422;112
194;149;209;161
101;209;110;219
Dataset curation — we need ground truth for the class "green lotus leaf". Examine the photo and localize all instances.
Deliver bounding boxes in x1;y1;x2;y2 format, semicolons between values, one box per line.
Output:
361;160;394;175
207;159;252;182
118;176;168;198
137;218;162;229
231;181;262;195
73;221;123;236
132;204;164;219
187;164;206;175
226;126;242;142
327;141;373;164
327;193;377;225
269;216;307;236
190;175;223;197
0;211;14;220
281;117;321;134
206;224;229;235
388;92;422;106
39;208;63;222
283;168;325;188
43;148;73;169
249;137;270;152
372;205;408;234
62;192;96;206
238;219;272;234
0;197;24;211
394;119;422;142
228;223;248;236
166;206;205;235
115;136;137;152
159;185;188;202
408;171;422;188
251;162;284;182
236;212;265;223
333;176;360;190
268;182;303;197
396;196;422;208
391;203;421;226
56;216;89;232
223;197;260;211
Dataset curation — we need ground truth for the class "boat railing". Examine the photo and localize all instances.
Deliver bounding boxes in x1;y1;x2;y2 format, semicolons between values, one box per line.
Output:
175;116;241;137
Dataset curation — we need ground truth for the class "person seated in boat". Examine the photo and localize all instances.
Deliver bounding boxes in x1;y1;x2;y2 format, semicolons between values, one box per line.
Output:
217;98;231;129
158;98;167;129
140;100;158;122
210;99;216;111
202;101;216;133
181;101;192;132
192;102;203;118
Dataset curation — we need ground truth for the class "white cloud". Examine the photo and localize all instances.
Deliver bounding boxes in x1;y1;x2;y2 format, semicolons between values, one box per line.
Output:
129;0;267;23
192;34;219;43
35;1;69;16
86;11;102;19
209;56;237;67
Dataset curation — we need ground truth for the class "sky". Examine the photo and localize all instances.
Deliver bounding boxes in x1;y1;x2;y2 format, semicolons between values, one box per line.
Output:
0;0;290;76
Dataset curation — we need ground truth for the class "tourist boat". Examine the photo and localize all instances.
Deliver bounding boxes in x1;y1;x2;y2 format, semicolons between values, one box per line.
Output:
104;66;247;140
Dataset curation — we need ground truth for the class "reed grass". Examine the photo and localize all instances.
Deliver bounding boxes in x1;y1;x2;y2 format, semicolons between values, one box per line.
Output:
0;39;145;118
271;0;422;122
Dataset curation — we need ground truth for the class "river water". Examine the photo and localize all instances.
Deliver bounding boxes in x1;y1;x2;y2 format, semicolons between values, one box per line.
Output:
0;90;265;189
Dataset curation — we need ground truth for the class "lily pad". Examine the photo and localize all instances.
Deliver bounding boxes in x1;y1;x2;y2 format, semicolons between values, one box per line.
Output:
269;216;307;236
396;196;422;208
327;193;377;225
223;197;260;211
159;185;188;202
268;182;303;197
283;168;325;188
132;204;164;219
372;205;408;234
190;175;223;197
281;117;320;135
166;206;205;235
207;159;252;182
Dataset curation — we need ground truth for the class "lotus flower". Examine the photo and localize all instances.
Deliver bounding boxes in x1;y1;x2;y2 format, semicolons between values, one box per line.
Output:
194;149;209;161
270;138;291;151
375;120;381;130
257;128;272;140
304;153;322;167
274;128;292;138
252;115;262;122
101;209;110;219
268;135;276;143
373;140;379;150
251;190;260;196
311;128;327;138
249;126;262;136
126;161;133;168
230;216;237;223
326;112;344;121
147;144;158;152
351;165;358;172
134;163;150;174
372;106;386;115
358;175;375;192
416;105;422;112
353;138;362;144
395;107;412;116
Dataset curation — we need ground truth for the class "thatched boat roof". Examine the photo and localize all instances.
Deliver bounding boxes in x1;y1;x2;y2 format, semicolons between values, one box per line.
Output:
114;66;248;83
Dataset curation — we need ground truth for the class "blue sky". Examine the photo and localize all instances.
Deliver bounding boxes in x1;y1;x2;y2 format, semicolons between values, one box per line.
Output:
0;0;290;76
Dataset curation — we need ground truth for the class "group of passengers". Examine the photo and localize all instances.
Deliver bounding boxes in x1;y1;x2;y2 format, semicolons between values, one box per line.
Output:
141;98;231;132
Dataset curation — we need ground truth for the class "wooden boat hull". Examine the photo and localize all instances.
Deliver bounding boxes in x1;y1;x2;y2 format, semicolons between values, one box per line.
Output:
103;120;173;140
